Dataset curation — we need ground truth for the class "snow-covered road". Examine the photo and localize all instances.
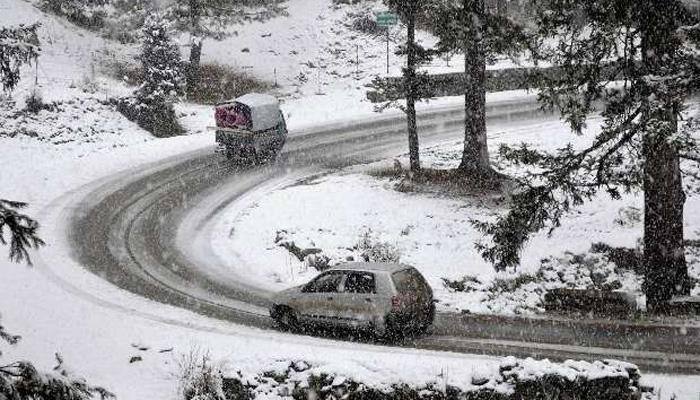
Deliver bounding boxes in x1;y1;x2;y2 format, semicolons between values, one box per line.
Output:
58;95;700;375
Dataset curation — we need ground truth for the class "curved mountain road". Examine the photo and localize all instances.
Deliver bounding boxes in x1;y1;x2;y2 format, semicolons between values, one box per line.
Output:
68;97;700;374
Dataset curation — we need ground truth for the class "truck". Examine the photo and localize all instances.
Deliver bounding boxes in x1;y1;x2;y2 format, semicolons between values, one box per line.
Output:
214;93;287;163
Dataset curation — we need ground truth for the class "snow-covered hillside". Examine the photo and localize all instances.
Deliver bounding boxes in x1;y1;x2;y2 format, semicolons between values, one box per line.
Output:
2;1;699;399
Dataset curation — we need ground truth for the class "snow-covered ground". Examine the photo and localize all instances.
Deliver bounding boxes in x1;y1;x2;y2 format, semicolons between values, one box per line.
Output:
212;115;700;316
2;0;699;399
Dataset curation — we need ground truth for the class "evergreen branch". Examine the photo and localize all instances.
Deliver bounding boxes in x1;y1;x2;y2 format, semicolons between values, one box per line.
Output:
0;324;21;346
0;23;41;92
482;106;644;269
594;110;644;184
0;199;46;265
680;153;700;163
681;166;700;182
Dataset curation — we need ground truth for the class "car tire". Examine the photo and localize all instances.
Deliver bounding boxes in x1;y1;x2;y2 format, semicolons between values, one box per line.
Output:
273;306;299;332
417;303;436;334
382;320;405;343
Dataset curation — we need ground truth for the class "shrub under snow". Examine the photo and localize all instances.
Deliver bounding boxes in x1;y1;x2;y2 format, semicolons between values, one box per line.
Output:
223;357;650;400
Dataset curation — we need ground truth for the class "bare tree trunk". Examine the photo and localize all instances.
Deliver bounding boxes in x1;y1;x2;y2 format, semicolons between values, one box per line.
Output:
496;0;507;16
186;0;202;96
405;2;420;173
458;0;490;175
641;3;690;310
187;38;202;95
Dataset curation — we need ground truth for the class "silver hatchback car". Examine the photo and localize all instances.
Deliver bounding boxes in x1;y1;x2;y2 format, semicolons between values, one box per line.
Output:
269;262;435;338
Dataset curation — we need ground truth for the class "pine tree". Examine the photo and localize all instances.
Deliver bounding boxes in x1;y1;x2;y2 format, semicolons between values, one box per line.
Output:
428;0;529;179
164;0;288;95
0;24;40;93
474;0;699;309
127;14;185;137
136;14;184;107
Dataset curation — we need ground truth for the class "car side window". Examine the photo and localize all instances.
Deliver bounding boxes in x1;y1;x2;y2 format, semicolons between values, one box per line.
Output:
344;272;376;294
304;272;343;293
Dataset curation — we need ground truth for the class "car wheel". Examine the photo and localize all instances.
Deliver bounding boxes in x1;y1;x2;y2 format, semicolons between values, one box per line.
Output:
417;304;435;334
274;307;299;332
383;321;405;343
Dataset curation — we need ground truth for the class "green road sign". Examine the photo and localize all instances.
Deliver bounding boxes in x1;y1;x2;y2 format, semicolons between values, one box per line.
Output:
375;11;398;27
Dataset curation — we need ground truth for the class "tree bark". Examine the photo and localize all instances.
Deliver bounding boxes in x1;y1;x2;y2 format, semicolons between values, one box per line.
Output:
458;0;491;175
496;0;507;16
186;0;202;96
187;38;202;95
643;116;689;309
640;2;690;310
405;2;420;173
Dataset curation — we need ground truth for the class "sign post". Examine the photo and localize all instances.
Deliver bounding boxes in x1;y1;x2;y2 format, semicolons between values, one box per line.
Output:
375;11;398;75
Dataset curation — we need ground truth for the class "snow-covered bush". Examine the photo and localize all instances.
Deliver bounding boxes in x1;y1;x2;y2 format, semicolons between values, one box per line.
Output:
346;9;385;36
0;350;114;400
23;89;45;113
225;358;650;400
356;229;401;263
177;348;226;400
39;0;109;30
118;14;184;137
444;245;641;314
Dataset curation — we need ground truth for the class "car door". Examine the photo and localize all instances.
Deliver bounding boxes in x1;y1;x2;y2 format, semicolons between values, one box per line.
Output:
294;271;344;324
335;271;378;327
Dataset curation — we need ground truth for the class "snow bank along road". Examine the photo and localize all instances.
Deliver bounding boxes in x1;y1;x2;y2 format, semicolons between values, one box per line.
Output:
67;96;700;374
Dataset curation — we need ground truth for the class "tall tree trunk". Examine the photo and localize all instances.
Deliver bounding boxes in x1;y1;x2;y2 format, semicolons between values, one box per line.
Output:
458;0;490;175
496;0;507;16
405;2;420;173
641;2;690;310
187;38;202;95
186;0;202;96
643;115;689;309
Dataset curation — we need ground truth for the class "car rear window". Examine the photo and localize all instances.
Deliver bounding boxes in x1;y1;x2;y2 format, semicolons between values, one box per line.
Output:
392;268;429;294
344;272;376;294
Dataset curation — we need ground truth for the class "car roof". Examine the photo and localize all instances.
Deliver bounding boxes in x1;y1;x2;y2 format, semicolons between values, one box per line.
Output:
327;262;412;274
